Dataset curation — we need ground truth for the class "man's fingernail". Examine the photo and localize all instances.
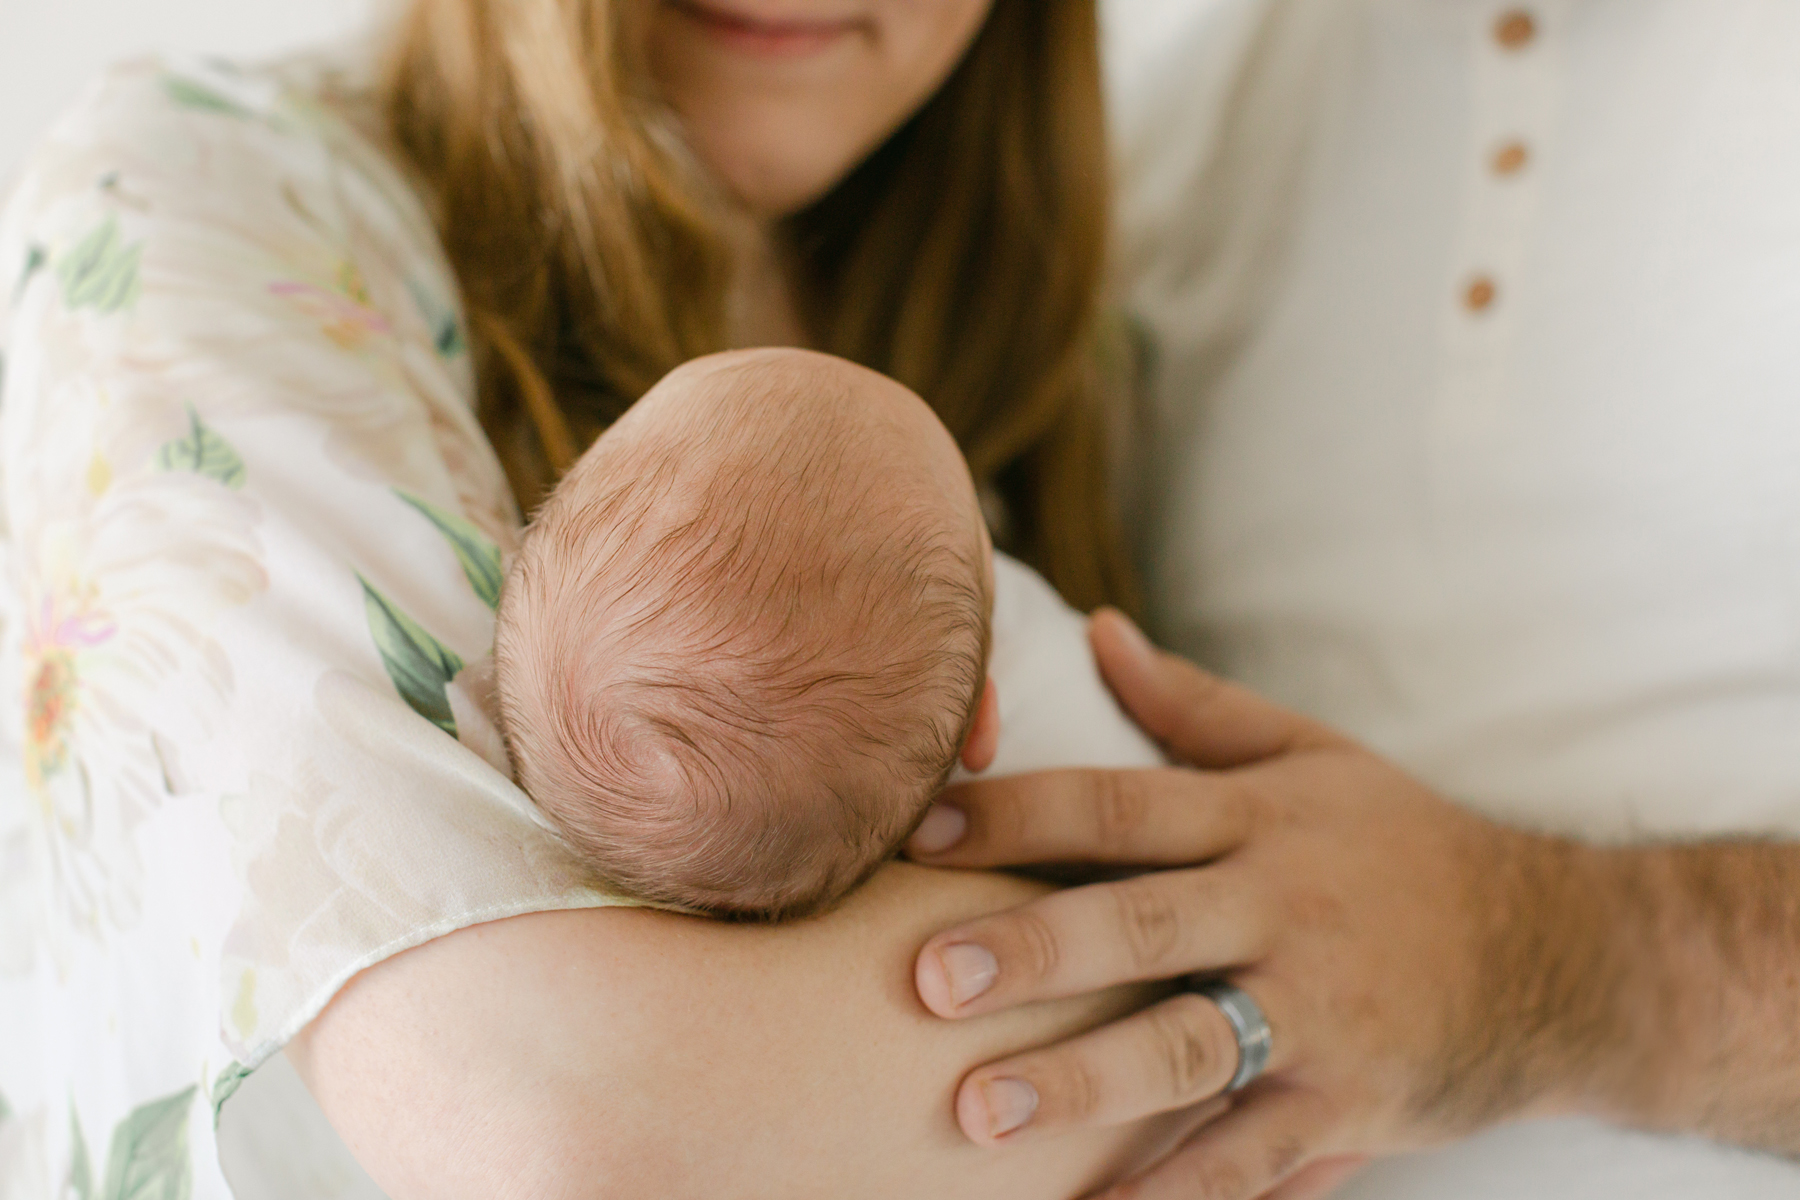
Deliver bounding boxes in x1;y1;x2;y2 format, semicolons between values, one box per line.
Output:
939;942;998;1005
982;1077;1039;1137
909;804;967;855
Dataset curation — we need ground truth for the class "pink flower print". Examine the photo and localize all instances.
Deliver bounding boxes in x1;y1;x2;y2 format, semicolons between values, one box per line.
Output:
26;650;77;788
36;593;117;650
23;593;116;791
268;260;393;352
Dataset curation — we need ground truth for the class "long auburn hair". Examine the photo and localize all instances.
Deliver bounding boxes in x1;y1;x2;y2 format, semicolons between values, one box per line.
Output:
380;0;1135;612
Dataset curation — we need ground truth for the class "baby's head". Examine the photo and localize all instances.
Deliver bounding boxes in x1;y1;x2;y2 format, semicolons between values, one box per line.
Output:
494;348;996;919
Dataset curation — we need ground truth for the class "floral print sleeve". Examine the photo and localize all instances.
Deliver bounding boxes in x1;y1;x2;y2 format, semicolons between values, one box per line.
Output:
0;58;635;1197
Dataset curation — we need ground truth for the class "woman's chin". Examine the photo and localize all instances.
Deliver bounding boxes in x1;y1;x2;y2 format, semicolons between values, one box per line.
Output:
694;136;860;219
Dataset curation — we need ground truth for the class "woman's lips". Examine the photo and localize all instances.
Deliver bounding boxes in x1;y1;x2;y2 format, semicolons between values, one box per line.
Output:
665;1;871;56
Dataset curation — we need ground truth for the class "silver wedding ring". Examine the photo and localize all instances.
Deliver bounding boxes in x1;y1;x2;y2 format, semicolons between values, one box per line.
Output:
1191;979;1273;1093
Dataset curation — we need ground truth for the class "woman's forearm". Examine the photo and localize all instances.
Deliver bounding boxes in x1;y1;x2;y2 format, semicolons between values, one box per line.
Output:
288;863;1185;1199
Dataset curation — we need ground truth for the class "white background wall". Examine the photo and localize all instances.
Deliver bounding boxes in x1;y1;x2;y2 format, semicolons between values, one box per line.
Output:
0;0;381;182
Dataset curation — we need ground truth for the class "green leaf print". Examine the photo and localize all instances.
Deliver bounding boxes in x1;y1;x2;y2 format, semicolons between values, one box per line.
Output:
209;1061;252;1127
0;1087;9;1123
99;1086;194;1200
57;217;142;314
435;317;466;357
69;1105;93;1200
398;491;504;610
155;404;246;489
162;74;252;119
13;242;45;301
405;277;466;358
360;575;465;736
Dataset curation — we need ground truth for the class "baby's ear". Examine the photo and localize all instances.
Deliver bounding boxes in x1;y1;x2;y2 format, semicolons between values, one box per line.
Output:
959;678;1000;774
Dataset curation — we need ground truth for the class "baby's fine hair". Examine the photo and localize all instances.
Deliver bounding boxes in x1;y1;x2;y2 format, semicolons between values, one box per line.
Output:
494;350;990;918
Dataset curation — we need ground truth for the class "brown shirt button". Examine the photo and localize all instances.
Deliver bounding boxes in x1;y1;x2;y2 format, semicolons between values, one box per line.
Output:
1464;276;1499;312
1491;140;1530;176
1495;10;1538;49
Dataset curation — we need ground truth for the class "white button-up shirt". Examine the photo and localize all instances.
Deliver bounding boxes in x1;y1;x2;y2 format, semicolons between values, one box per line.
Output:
1106;0;1800;1194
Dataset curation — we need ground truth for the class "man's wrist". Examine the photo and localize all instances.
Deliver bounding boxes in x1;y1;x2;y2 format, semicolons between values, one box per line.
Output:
1512;839;1784;1139
1530;842;1691;1126
1434;829;1669;1131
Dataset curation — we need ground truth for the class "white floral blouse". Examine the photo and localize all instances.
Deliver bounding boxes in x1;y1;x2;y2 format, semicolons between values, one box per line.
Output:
0;57;636;1197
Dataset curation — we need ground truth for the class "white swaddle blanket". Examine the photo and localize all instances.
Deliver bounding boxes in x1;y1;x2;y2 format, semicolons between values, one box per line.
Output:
970;553;1167;782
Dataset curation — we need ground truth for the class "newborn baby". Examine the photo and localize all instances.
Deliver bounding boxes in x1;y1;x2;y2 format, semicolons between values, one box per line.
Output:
494;348;1001;917
494;347;1163;919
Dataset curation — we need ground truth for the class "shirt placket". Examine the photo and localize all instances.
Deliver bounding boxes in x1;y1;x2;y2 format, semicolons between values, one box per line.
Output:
1434;2;1567;448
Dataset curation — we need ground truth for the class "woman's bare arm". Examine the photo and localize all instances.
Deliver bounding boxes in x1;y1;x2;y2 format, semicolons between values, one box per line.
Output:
287;862;1187;1199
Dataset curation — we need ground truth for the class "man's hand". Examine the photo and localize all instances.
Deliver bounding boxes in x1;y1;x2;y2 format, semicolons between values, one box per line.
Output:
906;609;1800;1199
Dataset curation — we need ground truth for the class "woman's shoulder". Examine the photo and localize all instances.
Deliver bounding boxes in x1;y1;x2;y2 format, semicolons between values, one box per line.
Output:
14;58;285;204
0;50;492;530
16;54;387;188
3;55;446;310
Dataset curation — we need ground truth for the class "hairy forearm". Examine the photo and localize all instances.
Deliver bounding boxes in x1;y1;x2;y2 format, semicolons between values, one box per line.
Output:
1451;830;1800;1154
1605;839;1800;1150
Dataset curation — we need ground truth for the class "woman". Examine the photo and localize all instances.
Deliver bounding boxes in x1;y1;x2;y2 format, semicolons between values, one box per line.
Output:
0;0;1180;1195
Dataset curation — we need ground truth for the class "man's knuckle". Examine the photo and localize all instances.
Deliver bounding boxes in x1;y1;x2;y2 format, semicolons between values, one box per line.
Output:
1149;997;1229;1100
994;787;1035;849
1039;1052;1105;1120
1089;769;1150;848
1112;878;1185;973
1010;908;1063;982
1284;885;1349;935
